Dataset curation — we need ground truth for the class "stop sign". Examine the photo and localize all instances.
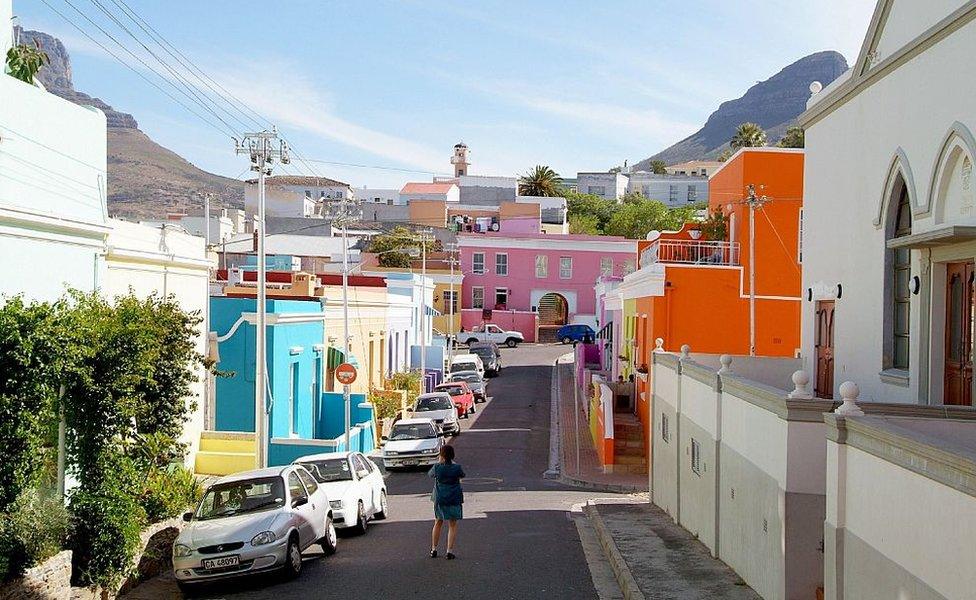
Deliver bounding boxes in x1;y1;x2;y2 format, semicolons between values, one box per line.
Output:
335;362;357;385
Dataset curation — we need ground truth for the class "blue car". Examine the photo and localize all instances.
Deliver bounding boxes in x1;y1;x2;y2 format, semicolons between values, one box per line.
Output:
556;324;595;344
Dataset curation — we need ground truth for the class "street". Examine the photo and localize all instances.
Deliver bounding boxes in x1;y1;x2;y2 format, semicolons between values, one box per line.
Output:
175;344;616;600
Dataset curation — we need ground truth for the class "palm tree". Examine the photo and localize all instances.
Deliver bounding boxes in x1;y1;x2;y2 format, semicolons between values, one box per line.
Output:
519;165;561;197
730;122;767;150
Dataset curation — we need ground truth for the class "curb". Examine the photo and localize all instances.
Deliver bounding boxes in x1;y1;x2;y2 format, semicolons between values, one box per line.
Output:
543;357;562;480
559;473;648;494
585;504;646;600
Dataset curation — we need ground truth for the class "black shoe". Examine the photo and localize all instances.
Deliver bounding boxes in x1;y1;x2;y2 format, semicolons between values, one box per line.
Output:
446;552;456;560
429;550;438;558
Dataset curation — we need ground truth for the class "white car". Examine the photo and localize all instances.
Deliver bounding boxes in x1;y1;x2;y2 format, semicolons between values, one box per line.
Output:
382;418;445;469
461;323;524;347
409;392;461;436
294;452;387;535
450;353;485;379
172;465;336;593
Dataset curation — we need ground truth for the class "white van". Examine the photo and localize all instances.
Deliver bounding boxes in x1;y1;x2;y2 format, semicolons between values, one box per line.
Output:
450;353;485;378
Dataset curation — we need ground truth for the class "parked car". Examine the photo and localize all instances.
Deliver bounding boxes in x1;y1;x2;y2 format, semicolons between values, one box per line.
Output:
435;381;476;418
461;323;524;348
381;418;445;469
557;323;596;344
409;392;461;436
450;353;485;379
468;342;502;376
294;452;387;535
172;465;336;593
449;370;487;403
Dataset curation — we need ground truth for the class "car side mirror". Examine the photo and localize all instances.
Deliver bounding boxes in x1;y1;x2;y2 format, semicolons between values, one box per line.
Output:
182;511;193;522
292;496;308;508
381;435;388;441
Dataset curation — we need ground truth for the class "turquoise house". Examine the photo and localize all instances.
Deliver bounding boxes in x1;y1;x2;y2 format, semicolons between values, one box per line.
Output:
210;296;375;466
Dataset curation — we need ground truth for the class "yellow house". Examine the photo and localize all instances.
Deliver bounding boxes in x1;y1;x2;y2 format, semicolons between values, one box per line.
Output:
318;274;390;394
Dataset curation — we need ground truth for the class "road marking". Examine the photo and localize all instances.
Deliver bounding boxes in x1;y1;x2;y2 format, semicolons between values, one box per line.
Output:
463;476;504;485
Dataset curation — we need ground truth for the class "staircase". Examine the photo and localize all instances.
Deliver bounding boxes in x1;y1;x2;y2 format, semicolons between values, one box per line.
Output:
537;325;560;343
194;431;256;476
612;413;647;474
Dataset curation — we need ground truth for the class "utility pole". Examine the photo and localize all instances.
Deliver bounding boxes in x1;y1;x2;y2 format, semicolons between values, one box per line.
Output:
328;197;360;450
235;129;289;469
203;192;213;430
419;228;430;393
745;184;769;357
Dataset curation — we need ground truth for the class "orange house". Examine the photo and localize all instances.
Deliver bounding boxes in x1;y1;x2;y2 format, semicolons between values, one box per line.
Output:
619;147;804;465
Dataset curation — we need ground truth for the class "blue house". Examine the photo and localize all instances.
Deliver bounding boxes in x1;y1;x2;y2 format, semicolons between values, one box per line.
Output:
209;295;375;469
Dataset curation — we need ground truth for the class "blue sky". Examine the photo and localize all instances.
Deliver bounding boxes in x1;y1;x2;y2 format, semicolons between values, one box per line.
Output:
15;1;876;188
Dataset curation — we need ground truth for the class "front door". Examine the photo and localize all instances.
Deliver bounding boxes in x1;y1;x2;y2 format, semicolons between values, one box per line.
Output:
814;301;835;399
944;262;975;406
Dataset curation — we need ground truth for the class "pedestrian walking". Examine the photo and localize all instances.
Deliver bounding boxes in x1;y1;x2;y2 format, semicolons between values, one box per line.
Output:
429;445;465;559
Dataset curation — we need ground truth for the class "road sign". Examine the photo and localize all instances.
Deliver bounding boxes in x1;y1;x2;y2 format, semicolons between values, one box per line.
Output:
335;362;357;385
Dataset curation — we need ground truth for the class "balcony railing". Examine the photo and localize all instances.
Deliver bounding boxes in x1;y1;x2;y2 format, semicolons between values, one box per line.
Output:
641;239;740;266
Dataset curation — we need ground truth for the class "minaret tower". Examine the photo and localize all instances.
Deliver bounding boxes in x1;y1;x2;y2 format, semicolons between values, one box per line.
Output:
451;141;470;177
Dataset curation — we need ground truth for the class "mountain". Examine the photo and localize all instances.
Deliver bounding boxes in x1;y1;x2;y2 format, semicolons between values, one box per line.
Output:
17;28;244;219
635;51;848;168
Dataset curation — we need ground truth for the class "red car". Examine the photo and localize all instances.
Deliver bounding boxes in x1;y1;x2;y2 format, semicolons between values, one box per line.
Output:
435;382;476;419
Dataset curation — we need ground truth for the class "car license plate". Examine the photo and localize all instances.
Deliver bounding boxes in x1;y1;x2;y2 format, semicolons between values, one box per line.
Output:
403;459;418;466
202;555;240;570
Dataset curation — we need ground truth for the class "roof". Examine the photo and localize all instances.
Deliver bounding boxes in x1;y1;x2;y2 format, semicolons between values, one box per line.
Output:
666;160;724;169
395;417;440;425
214;270;387;288
457;231;630;242
245;175;350;187
400;182;458;195
418;391;452;398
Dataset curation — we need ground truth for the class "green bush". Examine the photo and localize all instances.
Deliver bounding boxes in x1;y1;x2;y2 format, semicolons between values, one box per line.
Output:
139;465;201;524
369;388;407;420
0;488;69;582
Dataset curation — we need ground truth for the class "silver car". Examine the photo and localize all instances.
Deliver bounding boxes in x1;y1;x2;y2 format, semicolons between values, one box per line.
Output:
172;465;336;593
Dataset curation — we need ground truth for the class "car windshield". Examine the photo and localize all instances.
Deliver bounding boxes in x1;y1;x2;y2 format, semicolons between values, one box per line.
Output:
415;396;453;411
451;362;477;372
390;423;437;440
451;373;481;385
437;385;464;396
195;477;285;520
300;459;353;483
471;348;493;360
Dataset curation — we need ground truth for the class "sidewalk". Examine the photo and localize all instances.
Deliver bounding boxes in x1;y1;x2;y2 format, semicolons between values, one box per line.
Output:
553;357;647;493
586;501;760;600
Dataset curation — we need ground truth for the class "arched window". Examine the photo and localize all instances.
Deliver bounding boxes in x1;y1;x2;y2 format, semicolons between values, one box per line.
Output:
886;185;912;370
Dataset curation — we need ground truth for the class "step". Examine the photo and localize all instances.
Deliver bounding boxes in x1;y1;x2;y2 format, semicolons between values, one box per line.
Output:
614;454;648;466
614;439;644;450
613;430;644;441
200;431;256;454
610;463;648;474
194;451;256;476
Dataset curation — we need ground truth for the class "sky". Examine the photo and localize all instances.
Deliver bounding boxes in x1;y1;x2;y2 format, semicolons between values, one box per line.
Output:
14;1;877;189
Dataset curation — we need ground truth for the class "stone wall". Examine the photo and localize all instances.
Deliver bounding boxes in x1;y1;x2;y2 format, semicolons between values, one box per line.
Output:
0;550;73;600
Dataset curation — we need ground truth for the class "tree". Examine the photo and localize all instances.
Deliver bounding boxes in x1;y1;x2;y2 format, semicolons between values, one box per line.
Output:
717;148;733;162
5;42;47;85
777;126;805;148
569;214;600;235
367;226;440;268
563;190;616;234
605;200;697;239
519;165;562;197
649;160;667;174
699;209;728;241
730;122;767;150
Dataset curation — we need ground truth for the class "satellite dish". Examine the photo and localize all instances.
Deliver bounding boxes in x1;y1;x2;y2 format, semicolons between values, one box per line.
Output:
809;81;823;94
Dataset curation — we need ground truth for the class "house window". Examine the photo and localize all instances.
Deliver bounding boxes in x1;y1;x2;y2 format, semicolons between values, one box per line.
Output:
387;198;393;205
669;185;678;203
691;438;702;475
622;259;636;275
536;255;548;278
588;185;605;196
600;257;613;276
494;288;508;308
443;290;458;313
495;253;508;276
661;413;670;443
889;187;912;370
472;252;485;274
472;287;484;309
559;257;572;279
687;186;697;202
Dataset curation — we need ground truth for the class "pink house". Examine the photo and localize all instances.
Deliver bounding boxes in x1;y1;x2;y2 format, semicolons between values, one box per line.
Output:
457;232;637;342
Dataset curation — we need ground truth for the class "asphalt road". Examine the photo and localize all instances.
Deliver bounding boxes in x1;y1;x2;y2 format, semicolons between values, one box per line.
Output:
177;344;613;600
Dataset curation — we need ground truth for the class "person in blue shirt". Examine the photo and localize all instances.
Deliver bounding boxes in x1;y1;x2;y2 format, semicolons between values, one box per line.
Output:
428;445;465;559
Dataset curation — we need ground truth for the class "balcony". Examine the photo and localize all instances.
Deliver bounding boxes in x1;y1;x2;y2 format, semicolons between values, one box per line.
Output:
641;239;740;266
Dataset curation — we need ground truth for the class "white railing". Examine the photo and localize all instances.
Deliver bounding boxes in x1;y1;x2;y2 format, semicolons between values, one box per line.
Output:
641;239;740;266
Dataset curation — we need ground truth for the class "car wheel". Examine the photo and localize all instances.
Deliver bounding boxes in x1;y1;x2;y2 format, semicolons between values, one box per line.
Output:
353;501;368;535
176;581;199;597
506;338;519;348
561;336;572;344
465;338;477;345
470;403;476;414
319;515;338;555
283;534;302;579
375;491;389;520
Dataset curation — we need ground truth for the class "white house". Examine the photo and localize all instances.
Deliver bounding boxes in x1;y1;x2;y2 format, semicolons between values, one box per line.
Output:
244;175;352;218
142;208;246;245
399;182;460;204
577;171;629;201
354;187;401;206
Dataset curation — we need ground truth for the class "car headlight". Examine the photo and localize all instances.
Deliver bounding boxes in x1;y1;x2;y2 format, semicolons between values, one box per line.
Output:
329;499;343;510
250;531;277;546
173;543;193;558
385;451;398;456
423;447;439;454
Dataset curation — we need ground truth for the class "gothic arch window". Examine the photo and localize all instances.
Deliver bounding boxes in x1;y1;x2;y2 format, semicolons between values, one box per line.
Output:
884;182;912;371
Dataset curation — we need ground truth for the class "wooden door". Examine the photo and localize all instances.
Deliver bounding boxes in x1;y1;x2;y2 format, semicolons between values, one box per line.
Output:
814;301;835;399
944;262;975;406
